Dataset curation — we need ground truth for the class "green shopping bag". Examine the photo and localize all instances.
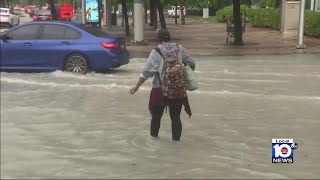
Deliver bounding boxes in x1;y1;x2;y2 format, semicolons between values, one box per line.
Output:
184;65;198;91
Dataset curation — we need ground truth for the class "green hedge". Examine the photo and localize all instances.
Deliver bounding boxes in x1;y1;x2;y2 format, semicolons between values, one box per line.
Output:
216;6;319;37
305;10;320;37
248;8;281;30
216;5;250;23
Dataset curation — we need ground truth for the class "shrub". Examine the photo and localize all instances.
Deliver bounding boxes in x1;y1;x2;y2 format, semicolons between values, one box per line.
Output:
216;5;250;23
248;8;280;30
304;10;320;37
248;9;320;37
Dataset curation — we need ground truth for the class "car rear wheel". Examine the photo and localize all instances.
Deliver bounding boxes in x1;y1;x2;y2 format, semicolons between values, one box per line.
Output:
64;53;89;74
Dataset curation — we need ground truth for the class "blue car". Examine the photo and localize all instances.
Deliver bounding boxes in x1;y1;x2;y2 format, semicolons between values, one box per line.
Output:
0;21;130;73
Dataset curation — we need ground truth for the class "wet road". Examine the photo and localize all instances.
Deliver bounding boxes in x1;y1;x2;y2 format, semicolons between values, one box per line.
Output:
1;54;320;179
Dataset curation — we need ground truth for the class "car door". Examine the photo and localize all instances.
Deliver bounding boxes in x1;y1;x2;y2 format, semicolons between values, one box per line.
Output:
36;24;81;69
0;24;41;69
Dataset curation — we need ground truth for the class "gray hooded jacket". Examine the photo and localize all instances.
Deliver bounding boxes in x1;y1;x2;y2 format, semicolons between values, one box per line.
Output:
141;42;195;88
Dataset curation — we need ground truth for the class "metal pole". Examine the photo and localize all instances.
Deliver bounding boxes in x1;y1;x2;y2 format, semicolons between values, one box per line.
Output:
297;0;306;49
82;0;85;24
103;0;107;26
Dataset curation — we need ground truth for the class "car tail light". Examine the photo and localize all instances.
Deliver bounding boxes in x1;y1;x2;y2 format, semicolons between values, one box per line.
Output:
100;42;118;48
33;15;39;19
49;15;53;20
1;15;10;18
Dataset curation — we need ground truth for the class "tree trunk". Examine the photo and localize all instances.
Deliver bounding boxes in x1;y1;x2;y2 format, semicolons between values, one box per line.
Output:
144;0;148;24
121;15;124;27
4;0;7;8
153;0;158;30
174;4;178;24
181;6;185;25
233;0;244;46
74;2;78;13
107;0;112;29
156;0;166;29
1;0;6;8
6;0;10;8
48;0;58;20
149;0;154;26
121;0;130;36
275;0;281;8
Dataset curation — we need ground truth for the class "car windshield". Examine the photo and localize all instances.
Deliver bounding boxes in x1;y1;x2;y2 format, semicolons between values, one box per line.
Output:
36;10;51;15
77;24;110;37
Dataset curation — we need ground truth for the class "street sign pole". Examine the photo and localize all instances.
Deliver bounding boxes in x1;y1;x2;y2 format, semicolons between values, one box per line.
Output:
297;0;306;49
82;0;85;24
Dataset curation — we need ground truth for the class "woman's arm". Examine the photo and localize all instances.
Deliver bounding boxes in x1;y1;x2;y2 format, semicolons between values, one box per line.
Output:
181;47;195;70
130;49;160;94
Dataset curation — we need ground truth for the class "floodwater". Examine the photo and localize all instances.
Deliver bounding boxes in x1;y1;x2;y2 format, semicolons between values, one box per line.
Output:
1;54;320;179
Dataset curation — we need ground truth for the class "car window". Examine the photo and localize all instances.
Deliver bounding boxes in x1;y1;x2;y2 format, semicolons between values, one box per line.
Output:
5;25;41;40
65;28;81;39
40;25;65;40
0;9;8;13
40;24;81;40
9;10;15;15
77;24;109;37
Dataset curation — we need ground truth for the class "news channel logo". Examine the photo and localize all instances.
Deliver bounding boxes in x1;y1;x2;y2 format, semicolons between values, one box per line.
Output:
272;139;298;163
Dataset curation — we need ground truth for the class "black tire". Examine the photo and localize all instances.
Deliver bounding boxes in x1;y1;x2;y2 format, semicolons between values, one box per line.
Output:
63;53;89;74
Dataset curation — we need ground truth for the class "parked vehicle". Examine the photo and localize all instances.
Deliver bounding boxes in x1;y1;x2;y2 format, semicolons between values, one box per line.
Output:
0;21;130;73
25;5;36;14
13;5;23;15
29;7;40;17
33;10;53;21
167;6;186;18
0;8;20;27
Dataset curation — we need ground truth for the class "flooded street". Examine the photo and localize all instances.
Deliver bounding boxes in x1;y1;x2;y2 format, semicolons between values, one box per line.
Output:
1;54;320;179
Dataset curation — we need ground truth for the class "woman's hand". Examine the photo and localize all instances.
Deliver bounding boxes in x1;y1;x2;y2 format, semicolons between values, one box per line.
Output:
130;77;146;95
130;86;139;94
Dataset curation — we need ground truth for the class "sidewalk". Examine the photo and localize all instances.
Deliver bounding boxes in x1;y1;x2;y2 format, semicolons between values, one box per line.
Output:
104;17;320;58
